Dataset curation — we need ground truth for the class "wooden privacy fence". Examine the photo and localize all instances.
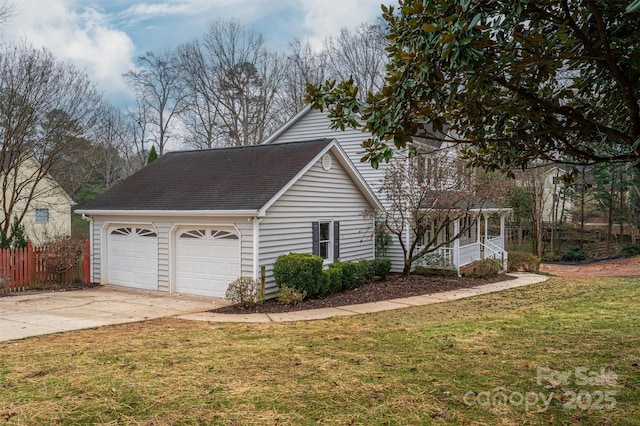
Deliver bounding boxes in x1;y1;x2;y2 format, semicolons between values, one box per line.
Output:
0;240;90;294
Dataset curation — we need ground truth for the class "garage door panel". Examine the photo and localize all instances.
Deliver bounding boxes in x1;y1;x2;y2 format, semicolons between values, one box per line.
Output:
175;227;240;297
107;226;158;291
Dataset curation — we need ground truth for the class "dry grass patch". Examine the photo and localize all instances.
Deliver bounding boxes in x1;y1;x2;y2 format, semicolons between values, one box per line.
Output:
0;276;638;425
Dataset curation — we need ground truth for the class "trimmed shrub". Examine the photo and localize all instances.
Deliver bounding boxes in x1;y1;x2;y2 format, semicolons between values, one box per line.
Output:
561;246;589;262
507;251;541;273
372;259;392;279
621;244;640;257
273;253;323;296
225;277;262;308
465;259;501;278
334;261;356;290
357;259;377;281
277;286;307;305
323;267;344;293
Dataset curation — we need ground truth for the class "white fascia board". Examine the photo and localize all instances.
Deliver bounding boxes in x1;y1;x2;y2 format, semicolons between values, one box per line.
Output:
469;207;512;213
75;209;259;217
260;105;312;144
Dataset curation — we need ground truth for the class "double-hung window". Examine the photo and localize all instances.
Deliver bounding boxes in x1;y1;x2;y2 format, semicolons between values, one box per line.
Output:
312;221;340;263
35;208;49;224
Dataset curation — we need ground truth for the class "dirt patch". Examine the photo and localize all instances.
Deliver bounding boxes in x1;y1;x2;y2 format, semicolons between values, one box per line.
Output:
214;273;515;314
540;256;640;277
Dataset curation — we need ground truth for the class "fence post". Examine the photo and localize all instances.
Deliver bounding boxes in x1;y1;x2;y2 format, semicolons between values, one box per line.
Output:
27;242;34;285
83;239;91;284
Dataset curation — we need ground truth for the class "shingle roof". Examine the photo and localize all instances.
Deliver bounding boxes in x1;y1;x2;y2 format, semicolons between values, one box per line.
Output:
80;139;333;212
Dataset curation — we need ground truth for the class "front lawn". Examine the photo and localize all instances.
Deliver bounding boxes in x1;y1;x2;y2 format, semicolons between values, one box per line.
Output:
0;276;638;425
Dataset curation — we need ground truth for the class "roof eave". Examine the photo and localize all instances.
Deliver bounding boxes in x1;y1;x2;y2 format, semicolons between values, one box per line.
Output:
76;209;260;217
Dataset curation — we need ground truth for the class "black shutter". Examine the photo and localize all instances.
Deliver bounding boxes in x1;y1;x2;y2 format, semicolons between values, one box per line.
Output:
312;222;320;256
333;221;340;260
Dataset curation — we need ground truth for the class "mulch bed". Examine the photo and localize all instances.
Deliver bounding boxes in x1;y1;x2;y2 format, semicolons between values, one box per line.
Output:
214;273;516;314
0;282;100;297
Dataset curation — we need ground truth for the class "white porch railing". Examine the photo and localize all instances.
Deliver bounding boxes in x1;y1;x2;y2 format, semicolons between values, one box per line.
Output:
438;247;455;268
482;238;508;270
415;235;508;273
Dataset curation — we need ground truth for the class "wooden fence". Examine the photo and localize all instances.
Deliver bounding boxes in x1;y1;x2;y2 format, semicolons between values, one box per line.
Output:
0;240;90;294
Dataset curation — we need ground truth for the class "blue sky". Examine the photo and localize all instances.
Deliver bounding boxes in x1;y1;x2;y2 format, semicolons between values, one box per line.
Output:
0;0;388;107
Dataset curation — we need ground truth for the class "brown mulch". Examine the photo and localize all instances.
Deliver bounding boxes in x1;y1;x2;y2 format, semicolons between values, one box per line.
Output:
214;273;516;314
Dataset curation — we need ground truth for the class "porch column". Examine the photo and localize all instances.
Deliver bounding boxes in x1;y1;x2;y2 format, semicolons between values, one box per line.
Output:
477;213;482;243
453;218;460;274
500;214;505;239
484;214;489;242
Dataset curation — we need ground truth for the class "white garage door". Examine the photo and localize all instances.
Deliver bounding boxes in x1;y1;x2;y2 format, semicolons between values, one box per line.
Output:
107;226;158;290
175;227;240;297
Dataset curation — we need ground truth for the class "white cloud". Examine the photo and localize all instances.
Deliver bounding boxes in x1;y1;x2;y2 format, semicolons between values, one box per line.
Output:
301;0;385;50
0;0;136;104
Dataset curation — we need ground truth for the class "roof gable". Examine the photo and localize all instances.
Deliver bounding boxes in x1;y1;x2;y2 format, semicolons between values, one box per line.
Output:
79;139;335;212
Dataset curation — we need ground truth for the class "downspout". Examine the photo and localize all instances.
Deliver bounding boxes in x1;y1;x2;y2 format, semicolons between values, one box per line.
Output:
252;216;260;282
82;214;93;282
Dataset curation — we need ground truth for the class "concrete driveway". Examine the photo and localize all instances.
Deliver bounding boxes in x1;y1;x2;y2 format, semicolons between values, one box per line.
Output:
0;286;227;342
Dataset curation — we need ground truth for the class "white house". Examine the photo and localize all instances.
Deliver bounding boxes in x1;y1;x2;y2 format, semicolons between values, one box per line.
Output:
77;139;382;298
262;106;510;273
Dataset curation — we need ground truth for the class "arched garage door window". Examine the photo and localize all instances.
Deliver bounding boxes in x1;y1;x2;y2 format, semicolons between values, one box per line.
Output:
175;227;240;297
107;226;158;290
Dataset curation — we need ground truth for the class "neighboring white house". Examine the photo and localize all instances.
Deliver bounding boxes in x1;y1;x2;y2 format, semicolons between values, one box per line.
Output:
77;139;382;298
1;155;74;245
262;106;510;273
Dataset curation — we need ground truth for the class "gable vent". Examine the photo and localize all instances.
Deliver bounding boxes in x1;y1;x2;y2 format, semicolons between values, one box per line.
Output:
321;154;332;171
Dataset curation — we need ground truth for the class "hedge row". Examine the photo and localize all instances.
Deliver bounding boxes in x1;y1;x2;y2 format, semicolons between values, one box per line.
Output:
273;253;392;298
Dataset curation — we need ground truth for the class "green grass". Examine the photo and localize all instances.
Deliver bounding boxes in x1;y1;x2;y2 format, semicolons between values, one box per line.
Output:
0;276;639;425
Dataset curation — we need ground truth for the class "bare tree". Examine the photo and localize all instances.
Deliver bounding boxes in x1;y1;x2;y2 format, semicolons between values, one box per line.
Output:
176;19;283;147
90;104;129;189
175;41;224;149
324;22;388;99
0;1;14;25
123;99;151;172
123;50;188;155
381;148;483;276
0;42;101;234
276;39;328;119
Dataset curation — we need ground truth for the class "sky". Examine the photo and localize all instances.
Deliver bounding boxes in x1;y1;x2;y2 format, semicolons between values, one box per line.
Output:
0;0;387;107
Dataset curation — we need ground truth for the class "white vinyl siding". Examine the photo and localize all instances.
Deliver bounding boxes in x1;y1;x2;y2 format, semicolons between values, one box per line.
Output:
91;218;105;283
266;107;405;271
259;152;374;297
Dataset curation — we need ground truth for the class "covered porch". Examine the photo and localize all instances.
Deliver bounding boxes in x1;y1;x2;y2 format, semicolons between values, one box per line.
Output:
418;205;511;275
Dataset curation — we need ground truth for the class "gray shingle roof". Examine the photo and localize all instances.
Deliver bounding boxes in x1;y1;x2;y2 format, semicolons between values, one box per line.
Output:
80;139;333;212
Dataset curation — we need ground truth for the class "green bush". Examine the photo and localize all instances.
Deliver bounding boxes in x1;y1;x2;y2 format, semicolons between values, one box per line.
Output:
507;251;541;272
465;259;501;278
322;267;344;293
621;244;640;257
273;253;323;296
225;277;262;308
337;261;359;290
561;246;589;262
277;286;307;305
357;259;377;281
372;259;392;279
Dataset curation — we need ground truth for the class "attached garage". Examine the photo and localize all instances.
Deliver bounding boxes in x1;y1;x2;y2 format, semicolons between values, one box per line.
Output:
106;226;158;291
78;139;382;298
175;227;240;297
